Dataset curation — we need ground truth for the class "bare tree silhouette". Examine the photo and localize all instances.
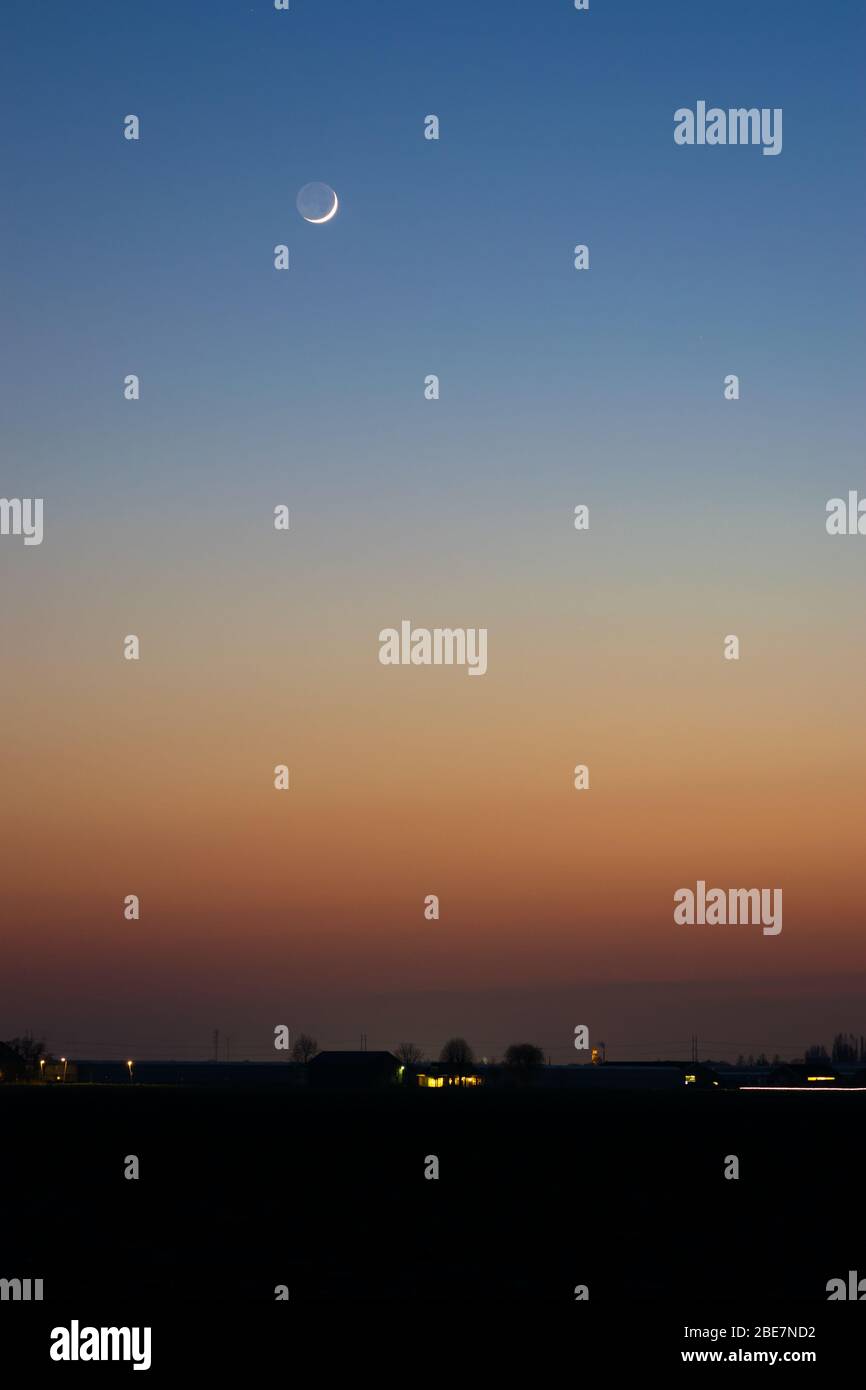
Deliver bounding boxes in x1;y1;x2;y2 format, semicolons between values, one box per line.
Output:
504;1042;544;1080
290;1033;318;1064
439;1037;475;1081
2;1034;45;1064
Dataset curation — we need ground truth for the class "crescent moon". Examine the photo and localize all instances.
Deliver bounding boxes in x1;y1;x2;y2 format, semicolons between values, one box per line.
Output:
304;191;339;224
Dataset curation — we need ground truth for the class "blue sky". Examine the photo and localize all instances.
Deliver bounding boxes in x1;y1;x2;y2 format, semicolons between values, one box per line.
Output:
5;0;864;502
3;1;866;1057
2;0;864;596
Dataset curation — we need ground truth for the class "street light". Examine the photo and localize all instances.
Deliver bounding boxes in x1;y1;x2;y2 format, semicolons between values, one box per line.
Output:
126;1059;134;1083
39;1058;45;1080
61;1057;68;1083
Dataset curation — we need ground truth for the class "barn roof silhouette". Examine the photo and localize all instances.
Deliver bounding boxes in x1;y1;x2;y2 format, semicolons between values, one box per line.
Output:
307;1050;401;1088
309;1050;399;1068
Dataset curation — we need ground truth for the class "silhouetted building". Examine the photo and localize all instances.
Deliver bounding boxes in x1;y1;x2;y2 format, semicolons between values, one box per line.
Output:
533;1061;719;1090
766;1063;847;1088
307;1051;401;1090
42;1060;77;1083
713;1066;771;1089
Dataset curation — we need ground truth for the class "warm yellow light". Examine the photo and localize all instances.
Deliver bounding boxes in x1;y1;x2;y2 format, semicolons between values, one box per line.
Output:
807;1075;834;1082
685;1074;696;1084
60;1057;66;1063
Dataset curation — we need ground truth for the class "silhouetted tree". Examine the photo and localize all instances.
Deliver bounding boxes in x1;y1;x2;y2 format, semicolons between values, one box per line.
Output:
504;1043;544;1081
290;1033;318;1064
395;1042;423;1066
805;1043;830;1062
2;1034;45;1064
439;1037;474;1080
832;1033;858;1063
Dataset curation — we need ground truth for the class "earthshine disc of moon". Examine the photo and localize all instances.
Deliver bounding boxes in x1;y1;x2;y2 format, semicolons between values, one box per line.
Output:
297;182;339;223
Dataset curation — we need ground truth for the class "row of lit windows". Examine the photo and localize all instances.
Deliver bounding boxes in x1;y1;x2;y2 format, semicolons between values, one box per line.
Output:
416;1074;483;1088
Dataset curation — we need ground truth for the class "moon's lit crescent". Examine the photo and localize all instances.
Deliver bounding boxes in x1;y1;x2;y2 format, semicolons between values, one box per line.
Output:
304;191;339;224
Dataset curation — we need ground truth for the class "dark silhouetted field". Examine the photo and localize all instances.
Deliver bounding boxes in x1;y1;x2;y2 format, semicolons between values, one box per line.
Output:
2;1086;861;1303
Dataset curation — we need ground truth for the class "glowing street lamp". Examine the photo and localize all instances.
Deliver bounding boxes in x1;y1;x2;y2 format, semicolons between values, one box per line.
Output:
60;1057;68;1083
39;1058;45;1079
126;1059;134;1083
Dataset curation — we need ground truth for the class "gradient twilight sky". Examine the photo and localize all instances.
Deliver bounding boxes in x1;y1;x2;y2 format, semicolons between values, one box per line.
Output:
2;0;864;1061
